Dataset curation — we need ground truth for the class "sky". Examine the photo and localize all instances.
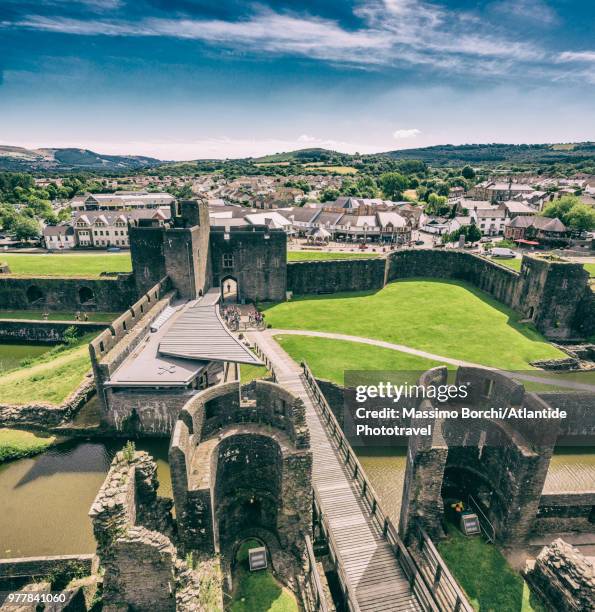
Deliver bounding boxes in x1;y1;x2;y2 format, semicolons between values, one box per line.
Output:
0;0;594;159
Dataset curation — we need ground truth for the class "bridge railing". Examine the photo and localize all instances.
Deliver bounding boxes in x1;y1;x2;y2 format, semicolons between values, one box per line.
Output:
304;534;330;612
251;342;277;382
302;362;472;612
413;525;474;612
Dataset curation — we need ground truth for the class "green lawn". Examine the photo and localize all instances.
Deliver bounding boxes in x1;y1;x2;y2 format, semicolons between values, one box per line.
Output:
0;335;95;404
437;524;545;612
287;251;380;261
495;258;522;271
0;253;132;277
275;335;444;385
240;364;270;384
0;428;59;463
263;279;564;370
497;257;595;277
230;539;298;612
0;310;118;322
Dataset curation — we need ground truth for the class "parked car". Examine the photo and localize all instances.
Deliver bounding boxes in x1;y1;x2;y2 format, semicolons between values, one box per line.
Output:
490;247;516;259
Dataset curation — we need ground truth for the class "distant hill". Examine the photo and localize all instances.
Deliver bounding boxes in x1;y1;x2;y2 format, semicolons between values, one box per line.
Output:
252;148;340;163
382;142;595;166
0;146;161;172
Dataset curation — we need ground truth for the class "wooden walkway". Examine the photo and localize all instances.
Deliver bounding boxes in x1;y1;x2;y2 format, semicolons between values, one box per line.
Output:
247;331;422;612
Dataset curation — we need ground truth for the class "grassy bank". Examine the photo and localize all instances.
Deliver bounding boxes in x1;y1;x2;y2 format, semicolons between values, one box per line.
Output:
0;253;132;277
0;310;118;322
0;429;59;463
263;279;564;370
0;334;95;404
240;364;269;384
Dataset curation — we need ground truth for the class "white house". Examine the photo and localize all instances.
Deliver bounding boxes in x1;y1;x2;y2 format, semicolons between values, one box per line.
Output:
43;225;76;250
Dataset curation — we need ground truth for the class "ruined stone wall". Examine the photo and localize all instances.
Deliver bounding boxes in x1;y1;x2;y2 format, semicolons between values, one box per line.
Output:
514;257;590;340
0;320;106;344
399;367;449;542
103;387;197;434
210;226;286;302
170;382;312;560
534;492;595;535
89;449;218;611
525;539;595;611
0;274;136;312
286;257;385;295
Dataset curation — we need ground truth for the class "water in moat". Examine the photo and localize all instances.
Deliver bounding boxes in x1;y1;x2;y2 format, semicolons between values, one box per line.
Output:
0;343;51;373
0;438;171;558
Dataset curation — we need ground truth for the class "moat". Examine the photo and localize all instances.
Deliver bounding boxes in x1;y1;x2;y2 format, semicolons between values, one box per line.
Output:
1;439;592;559
0;438;171;558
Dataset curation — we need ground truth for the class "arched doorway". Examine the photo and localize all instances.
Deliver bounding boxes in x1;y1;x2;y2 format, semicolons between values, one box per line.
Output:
221;276;238;304
78;286;96;306
26;285;45;306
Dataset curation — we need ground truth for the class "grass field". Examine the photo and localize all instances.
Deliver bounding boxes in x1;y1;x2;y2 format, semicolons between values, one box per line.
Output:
0;310;118;322
0;253;132;277
0;335;94;404
0;429;59;463
230;539;298;612
240;364;269;384
275;335;443;385
263;279;564;370
497;256;595;277
437;524;545;611
287;251;380;261
302;164;358;174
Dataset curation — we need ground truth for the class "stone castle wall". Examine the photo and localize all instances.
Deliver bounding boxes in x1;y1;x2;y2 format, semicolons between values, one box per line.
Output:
0;274;136;312
286;257;385;295
170;380;312;563
89;449;220;611
535;492;595;535
210;226;287;302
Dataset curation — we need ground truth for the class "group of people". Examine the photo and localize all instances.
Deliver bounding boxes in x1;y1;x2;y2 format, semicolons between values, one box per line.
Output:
248;309;265;329
222;304;241;330
74;311;90;321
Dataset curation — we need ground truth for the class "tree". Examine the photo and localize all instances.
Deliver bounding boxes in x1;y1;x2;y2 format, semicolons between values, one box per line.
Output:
542;195;595;230
461;165;476;180
320;188;340;202
565;204;595;231
379;172;408;200
12;215;40;240
444;224;482;244
425;193;451;216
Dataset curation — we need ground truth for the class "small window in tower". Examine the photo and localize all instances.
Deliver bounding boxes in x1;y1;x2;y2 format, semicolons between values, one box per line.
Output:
223;253;234;268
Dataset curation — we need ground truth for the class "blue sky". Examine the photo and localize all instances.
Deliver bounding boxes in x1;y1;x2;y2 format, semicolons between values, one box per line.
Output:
0;0;594;159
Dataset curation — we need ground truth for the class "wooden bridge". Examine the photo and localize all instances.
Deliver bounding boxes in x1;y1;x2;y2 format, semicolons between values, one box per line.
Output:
248;332;473;612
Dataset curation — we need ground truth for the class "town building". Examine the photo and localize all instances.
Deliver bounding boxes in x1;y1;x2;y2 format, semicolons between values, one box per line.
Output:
42;224;76;250
69;191;175;211
504;216;569;245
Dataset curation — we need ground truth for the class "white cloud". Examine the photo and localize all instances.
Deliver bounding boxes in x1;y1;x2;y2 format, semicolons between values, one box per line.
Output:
558;51;595;63
490;0;558;25
7;1;547;75
393;128;421;139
